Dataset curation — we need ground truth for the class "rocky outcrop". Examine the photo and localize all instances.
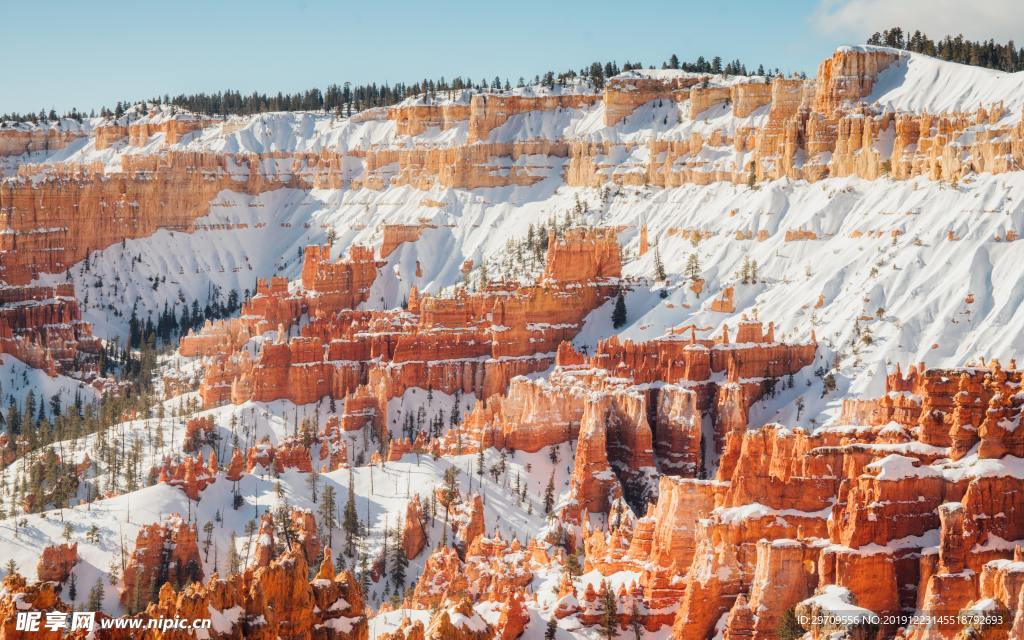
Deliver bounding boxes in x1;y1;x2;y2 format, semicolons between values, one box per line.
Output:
388;102;471;137
121;515;202;610
570;397;622;515
157;451;218;500
190;227;620;424
0;123;86;157
116;546;367;640
813;47;899;114
402;494;427;560
35;543;77;583
0;574;68;640
0;283;102;376
379;224;435;258
469;93;599;142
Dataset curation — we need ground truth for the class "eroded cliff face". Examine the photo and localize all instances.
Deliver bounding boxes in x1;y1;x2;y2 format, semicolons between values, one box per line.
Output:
88;546;367;640
6;48;1011;289
568;359;1024;640
0;283;102;377
0;123;86;157
4;44;1024;640
183;227;620;418
1;47;1020;398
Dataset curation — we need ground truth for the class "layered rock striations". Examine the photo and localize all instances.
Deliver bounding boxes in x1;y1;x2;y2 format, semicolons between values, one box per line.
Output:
0;283;102;376
189;228;621;431
557;359;1024;639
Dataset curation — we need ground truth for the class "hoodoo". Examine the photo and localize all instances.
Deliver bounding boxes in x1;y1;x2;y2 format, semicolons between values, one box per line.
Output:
2;19;1024;640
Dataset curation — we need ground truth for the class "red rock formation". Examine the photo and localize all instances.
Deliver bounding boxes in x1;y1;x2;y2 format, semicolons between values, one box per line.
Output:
455;494;486;551
183;416;215;453
604;73;696;126
226;448;246;481
813;47;899;114
35;543;77;583
469;93;599;142
0;574;68;640
244;438;314;475
291;508;321;565
121;515;202;608
117;545;368;639
0;283;102;376
380;224;435;258
0;152;297;285
190;227;621;418
388;101;471;137
570;396;624;515
252;513;277;569
496;591;529;640
157;451;217;500
0;122;86;157
402;494;427;560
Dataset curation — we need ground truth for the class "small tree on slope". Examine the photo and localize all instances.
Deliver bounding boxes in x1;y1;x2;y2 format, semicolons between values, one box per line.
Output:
612;293;627;329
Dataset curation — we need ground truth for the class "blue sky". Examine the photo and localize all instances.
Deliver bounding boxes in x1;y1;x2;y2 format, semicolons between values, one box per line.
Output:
2;0;1018;114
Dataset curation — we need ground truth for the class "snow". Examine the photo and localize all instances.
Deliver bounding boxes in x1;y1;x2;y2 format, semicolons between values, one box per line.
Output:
208;605;243;634
713;502;831;525
939;454;1024;481
319;616;355;633
0;354;100;414
5;46;1024;639
800;584;876;621
865;453;942;480
863;47;1024;116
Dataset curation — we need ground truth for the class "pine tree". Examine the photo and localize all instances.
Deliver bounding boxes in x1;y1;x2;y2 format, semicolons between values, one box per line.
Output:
228;533;241;574
306;470;319;504
449;395;461;427
68;573;77;601
87;579;105;610
343;471;360;556
653;245;666;281
545;615;559;639
776;608;806;640
629;601;642;639
390;524;408;590
685;253;701;280
598;580;619;639
319;484;338;544
611;292;627;329
544;472;556;514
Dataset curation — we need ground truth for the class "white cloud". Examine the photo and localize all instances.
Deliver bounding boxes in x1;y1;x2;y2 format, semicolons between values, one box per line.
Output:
812;0;1024;44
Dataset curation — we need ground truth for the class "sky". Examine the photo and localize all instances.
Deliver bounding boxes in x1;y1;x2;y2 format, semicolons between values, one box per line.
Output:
2;0;1022;115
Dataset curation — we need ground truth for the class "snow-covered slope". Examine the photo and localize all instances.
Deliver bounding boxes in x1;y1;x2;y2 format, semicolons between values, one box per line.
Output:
4;45;1024;639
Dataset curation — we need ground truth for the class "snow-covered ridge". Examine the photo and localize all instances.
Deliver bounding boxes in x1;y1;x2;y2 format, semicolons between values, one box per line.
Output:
863;48;1024;115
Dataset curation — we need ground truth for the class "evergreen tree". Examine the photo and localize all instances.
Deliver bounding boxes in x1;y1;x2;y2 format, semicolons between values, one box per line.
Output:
227;533;241;574
87;579;105;611
545;615;559;639
611;292;627;329
685;253;701;280
390;523;408;590
5;397;20;435
653;245;666;281
544;472;556;514
343;471;360;556
776;608;806;640
306;470;319;504
598;580;619;639
319;484;338;543
629;601;642;639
